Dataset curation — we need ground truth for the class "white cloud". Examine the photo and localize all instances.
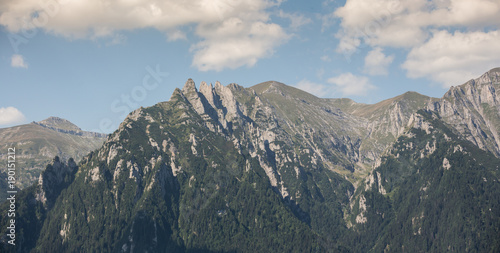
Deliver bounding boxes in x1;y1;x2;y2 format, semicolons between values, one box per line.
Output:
293;79;328;97
191;19;288;71
166;30;187;42
320;55;331;62
295;75;377;98
364;47;394;76
277;10;312;30
402;30;500;87
0;0;252;37
0;107;26;126
11;54;28;68
333;0;500;86
334;0;500;51
320;11;337;32
335;34;360;57
327;73;376;96
106;34;127;45
0;0;287;72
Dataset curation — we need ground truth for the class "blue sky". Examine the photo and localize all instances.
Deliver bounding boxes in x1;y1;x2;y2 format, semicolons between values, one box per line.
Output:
1;0;499;133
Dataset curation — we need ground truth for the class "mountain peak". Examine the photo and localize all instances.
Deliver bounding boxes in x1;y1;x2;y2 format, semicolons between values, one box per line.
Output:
182;78;197;93
450;67;500;91
431;68;500;156
401;91;425;97
36;116;81;131
488;67;500;74
227;82;243;91
483;67;500;83
396;91;431;103
250;81;320;103
199;81;213;93
251;81;285;93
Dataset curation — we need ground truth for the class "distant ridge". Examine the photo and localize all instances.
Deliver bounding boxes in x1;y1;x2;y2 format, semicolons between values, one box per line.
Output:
33;117;107;138
0;117;107;189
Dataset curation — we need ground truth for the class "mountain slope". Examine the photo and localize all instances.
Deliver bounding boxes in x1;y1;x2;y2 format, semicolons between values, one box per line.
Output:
0;117;107;189
329;91;438;172
250;82;437;185
347;110;500;252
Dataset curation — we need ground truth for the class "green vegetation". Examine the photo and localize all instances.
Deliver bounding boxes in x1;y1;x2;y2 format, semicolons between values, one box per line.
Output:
347;111;500;252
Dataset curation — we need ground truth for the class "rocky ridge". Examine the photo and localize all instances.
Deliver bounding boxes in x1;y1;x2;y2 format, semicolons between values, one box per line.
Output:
427;68;500;156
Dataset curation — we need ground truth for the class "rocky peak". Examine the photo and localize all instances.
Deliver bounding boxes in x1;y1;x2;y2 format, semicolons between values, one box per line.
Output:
443;70;499;106
169;88;183;101
213;81;240;120
227;82;243;91
199;81;216;109
182;78;197;93
177;79;245;130
428;68;500;156
180;79;207;116
199;81;213;95
214;80;224;90
480;67;500;84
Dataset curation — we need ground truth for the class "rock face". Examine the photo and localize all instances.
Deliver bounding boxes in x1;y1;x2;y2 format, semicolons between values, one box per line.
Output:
1;69;499;252
428;68;500;156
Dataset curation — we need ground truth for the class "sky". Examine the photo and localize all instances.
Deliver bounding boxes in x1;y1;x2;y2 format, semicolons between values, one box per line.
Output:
1;0;499;133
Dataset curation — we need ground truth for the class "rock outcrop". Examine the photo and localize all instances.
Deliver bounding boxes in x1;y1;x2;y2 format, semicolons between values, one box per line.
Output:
36;156;78;208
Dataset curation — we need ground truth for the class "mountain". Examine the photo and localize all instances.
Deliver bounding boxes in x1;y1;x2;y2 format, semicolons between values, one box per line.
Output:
428;68;500;157
1;69;499;252
0;117;107;189
36;117;84;132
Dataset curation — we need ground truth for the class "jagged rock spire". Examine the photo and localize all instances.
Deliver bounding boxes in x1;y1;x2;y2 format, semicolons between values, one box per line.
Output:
182;78;197;93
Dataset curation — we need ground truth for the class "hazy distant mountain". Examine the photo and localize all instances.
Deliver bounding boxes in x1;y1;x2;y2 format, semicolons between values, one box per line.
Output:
0;117;107;189
1;69;499;252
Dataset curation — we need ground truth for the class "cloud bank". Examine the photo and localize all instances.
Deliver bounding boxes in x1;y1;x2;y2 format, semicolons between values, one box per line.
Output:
333;0;500;87
0;0;289;72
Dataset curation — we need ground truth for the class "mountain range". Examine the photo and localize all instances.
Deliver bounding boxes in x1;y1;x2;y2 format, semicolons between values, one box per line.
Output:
1;68;499;252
